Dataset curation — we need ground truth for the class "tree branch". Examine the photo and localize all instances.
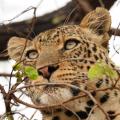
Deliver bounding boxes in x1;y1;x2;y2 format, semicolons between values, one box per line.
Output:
0;73;15;77
0;84;14;120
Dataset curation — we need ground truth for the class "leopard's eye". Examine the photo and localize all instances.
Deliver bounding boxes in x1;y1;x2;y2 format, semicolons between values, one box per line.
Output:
26;50;38;59
64;39;80;50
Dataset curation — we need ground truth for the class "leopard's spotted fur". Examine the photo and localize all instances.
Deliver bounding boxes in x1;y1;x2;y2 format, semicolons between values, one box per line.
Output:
8;8;120;120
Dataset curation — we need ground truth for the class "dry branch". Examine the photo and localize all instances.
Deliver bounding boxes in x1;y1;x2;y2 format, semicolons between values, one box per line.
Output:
0;73;15;77
109;28;120;36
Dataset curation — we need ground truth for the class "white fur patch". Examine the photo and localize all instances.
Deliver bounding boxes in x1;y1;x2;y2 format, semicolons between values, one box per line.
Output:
40;88;72;105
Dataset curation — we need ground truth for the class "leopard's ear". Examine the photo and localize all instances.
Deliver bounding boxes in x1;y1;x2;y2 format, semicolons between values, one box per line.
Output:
8;37;27;62
80;7;111;35
80;7;111;47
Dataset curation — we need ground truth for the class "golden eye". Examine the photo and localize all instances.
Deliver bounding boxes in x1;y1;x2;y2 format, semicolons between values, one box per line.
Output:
64;39;80;50
26;50;38;59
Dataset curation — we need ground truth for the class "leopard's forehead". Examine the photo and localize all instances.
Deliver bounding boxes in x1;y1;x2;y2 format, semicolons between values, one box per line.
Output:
34;25;87;45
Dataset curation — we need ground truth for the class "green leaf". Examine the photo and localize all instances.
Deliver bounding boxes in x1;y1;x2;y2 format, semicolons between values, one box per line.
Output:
103;64;118;80
15;71;23;78
24;66;39;80
88;62;104;80
15;72;23;82
88;61;118;80
13;64;22;71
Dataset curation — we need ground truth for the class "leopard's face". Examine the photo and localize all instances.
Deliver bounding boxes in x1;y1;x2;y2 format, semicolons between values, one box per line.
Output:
8;8;111;107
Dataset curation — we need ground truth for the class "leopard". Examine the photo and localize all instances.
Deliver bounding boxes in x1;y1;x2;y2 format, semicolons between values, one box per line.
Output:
8;7;120;120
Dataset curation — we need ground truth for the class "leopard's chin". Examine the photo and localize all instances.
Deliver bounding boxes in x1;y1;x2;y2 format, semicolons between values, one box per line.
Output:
40;87;73;106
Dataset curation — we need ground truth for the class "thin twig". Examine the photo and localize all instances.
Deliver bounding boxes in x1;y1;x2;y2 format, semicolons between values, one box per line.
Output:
11;83;110;120
109;28;120;36
86;105;97;120
0;73;15;77
0;84;14;120
29;110;38;120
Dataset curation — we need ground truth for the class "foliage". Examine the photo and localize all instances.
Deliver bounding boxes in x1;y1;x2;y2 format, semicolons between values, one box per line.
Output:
24;66;39;80
13;64;39;81
88;60;118;80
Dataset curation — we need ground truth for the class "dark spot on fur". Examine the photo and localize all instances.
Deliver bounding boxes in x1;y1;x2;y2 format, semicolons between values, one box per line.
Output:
73;55;77;58
86;42;89;47
79;59;84;62
83;54;86;58
94;55;99;60
87;66;90;70
71;81;79;86
109;115;116;120
105;78;109;84
89;61;95;64
92;45;97;52
71;82;80;96
87;49;91;57
56;108;62;112
91;91;96;96
114;91;118;96
70;87;80;96
96;79;103;88
75;52;80;56
65;110;73;117
84;86;88;90
80;46;82;51
99;53;103;59
76;111;88;119
87;100;94;106
100;93;109;104
107;111;115;114
85;107;91;113
80;66;83;69
98;26;104;35
52;116;60;120
36;98;41;104
84;47;87;52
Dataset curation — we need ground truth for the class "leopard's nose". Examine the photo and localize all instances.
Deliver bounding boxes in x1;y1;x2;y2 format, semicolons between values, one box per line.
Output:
38;65;59;80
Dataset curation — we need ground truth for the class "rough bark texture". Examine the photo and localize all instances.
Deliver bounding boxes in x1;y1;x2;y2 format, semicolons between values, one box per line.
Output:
0;0;117;60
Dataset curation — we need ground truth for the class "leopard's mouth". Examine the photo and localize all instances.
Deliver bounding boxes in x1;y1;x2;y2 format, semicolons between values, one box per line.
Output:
37;65;59;81
35;65;78;105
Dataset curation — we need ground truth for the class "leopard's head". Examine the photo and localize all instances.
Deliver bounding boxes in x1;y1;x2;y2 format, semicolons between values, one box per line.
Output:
8;8;111;107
